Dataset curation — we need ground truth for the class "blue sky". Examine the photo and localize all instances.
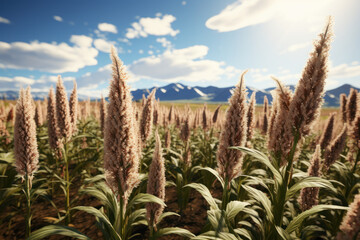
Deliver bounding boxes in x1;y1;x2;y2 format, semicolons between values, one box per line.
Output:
0;0;360;97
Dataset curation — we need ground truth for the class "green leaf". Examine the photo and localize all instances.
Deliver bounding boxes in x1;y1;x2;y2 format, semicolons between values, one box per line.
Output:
72;206;121;240
231;147;283;185
275;226;290;240
286;205;349;234
126;193;166;213
184;183;219;210
225;201;250;223
201;167;225;188
28;225;91;240
233;228;252;240
243;185;274;222
191;231;239;240
286;177;335;201
155;227;195;238
158;212;180;223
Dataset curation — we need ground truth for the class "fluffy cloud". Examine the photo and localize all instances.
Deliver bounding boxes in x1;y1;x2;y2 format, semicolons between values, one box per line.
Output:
70;35;93;48
329;62;360;79
94;39;114;53
206;0;279;32
53;16;63;22
128;45;237;82
98;23;118;33
156;37;172;49
0;36;98;73
126;14;179;39
0;16;10;24
206;0;336;32
282;41;311;53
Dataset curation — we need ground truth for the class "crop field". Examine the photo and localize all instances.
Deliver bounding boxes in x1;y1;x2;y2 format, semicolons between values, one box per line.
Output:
0;19;360;240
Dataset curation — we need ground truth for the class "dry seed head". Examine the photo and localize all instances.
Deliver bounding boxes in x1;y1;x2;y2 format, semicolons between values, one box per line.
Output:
47;87;63;152
281;18;332;164
104;46;140;205
140;89;156;145
246;92;256;142
216;71;248;182
202;104;208;130
319;113;336;150
346;88;357;125
56;76;72;140
337;194;360;240
323;126;347;172
164;128;171;149
69;80;78;135
14;87;39;185
340;93;347;123
298;145;322;211
146;131;166;226
34;101;43;127
212;104;222;124
100;94;107;134
267;77;293;166
267;90;278;140
180;114;191;142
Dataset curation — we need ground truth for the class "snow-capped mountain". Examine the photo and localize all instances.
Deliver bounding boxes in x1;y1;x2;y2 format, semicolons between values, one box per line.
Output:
0;83;359;106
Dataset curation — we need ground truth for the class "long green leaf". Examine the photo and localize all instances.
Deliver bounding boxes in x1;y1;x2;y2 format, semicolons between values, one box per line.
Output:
155;227;195;238
226;201;249;223
231;147;282;185
286;177;335;201
184;183;219;210
126;193;166;213
72;206;121;240
28;225;90;240
286;205;349;234
243;185;274;222
201;167;225;188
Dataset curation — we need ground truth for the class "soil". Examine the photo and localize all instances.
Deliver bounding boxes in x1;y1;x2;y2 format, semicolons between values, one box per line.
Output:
0;180;212;240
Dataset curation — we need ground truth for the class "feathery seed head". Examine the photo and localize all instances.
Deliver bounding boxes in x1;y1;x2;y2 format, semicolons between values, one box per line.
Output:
140;89;156;145
146;130;166;226
69;80;78;135
56;76;72;140
14;87;39;185
104;46;140;205
216;71;248;182
337;194;360;240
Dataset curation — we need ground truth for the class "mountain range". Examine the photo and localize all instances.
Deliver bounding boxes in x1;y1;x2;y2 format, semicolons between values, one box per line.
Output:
0;83;359;106
131;83;359;107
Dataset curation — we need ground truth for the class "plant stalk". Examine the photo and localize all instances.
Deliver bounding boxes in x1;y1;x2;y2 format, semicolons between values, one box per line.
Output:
25;173;31;238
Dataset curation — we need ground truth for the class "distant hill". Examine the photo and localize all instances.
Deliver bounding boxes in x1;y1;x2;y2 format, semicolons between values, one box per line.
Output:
131;83;360;106
1;83;359;106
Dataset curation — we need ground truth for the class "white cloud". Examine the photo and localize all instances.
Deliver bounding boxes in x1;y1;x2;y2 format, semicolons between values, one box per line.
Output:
0;16;10;24
126;14;179;39
182;1;187;5
70;35;93;48
329;62;360;79
98;23;118;33
139;49;144;54
148;50;154;55
205;0;337;32
0;37;98;73
94;39;114;53
206;0;279;32
128;45;238;82
53;16;63;22
282;41;311;53
156;37;172;49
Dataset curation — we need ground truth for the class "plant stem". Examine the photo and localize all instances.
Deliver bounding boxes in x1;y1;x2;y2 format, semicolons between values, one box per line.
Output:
273;132;300;236
351;149;360;174
64;141;71;225
25;173;31;238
